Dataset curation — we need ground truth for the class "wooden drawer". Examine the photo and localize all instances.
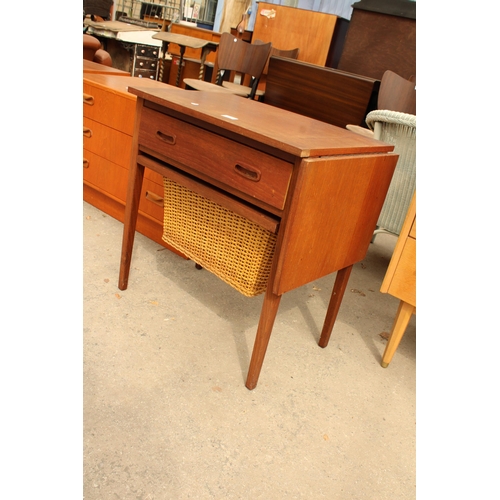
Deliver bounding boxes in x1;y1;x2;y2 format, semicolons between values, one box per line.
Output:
84;149;167;223
83;117;133;168
83;81;136;135
136;44;160;58
139;179;166;221
83;149;129;202
135;57;159;71
144;168;165;186
388;236;416;306
133;68;158;80
138;105;293;210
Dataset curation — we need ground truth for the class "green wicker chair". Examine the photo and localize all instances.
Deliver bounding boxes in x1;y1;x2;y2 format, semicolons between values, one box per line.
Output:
366;110;416;239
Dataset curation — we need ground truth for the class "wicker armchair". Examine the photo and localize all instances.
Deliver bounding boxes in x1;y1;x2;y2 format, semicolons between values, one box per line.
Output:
366;110;416;238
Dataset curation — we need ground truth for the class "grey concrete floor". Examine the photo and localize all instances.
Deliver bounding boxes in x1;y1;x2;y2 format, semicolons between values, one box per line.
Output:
83;201;416;499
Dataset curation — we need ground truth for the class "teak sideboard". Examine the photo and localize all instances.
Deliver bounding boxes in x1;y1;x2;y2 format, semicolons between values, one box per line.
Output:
118;86;399;389
83;73;186;256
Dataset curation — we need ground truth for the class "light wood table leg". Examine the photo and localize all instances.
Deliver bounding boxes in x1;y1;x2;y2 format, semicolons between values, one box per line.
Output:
245;288;282;390
381;300;415;367
318;265;353;348
118;160;145;291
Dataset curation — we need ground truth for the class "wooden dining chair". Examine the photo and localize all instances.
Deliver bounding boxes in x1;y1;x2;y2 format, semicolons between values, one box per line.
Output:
223;44;300;101
184;33;272;99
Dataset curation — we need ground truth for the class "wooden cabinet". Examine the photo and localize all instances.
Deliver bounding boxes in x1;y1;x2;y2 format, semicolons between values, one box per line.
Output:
251;2;338;66
338;0;416;81
380;192;416;367
132;44;160;80
82;73;185;256
119;87;399;389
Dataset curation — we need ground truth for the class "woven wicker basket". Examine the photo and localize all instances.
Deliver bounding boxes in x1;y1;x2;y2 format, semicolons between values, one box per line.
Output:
162;177;277;297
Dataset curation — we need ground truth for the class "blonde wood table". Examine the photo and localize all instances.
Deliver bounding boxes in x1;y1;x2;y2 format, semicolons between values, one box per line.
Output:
380;192;416;367
118;87;398;389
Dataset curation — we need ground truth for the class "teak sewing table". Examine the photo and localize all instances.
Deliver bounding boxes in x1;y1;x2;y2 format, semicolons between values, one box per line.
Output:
118;87;398;390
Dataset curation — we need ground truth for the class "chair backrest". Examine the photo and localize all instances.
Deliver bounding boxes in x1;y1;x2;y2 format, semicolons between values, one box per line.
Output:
366;109;416;236
214;33;272;84
377;70;416;115
83;0;113;20
253;40;299;76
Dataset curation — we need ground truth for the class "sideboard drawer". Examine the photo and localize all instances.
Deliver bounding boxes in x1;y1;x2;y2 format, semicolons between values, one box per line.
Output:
83;117;133;168
138;106;293;210
83;149;128;202
83;82;136;135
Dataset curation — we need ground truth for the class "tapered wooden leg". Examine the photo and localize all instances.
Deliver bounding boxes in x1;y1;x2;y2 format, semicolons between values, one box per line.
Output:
245;289;282;390
381;300;415;367
318;265;353;348
118;161;145;291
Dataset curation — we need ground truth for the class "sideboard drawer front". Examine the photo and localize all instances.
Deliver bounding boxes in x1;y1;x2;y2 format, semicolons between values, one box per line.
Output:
138;106;293;210
139;179;166;221
83;149;128;202
83;117;133;168
83;82;135;135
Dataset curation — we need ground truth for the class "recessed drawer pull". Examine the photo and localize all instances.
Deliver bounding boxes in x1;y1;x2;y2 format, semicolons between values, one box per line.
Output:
235;163;261;182
83;93;94;105
83;158;89;168
156;130;176;145
83;127;93;138
145;191;164;206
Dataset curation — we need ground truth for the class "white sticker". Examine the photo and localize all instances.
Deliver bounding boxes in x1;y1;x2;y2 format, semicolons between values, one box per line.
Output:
191;102;199;106
221;114;238;120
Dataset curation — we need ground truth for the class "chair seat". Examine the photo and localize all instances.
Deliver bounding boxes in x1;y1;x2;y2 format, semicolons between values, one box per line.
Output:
222;81;265;97
184;78;248;96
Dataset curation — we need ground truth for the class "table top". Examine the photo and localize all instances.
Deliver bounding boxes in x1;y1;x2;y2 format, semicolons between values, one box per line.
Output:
83;59;130;75
128;86;393;158
152;32;219;49
84;20;157;33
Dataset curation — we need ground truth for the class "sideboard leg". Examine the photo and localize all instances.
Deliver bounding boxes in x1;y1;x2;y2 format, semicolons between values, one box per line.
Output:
245;289;282;390
318;265;353;348
118;161;144;291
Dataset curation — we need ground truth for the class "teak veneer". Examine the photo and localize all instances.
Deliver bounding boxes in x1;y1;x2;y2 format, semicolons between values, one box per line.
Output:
118;86;399;389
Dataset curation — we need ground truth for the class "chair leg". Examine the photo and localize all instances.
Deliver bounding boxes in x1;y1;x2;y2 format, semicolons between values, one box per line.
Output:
381;300;415;367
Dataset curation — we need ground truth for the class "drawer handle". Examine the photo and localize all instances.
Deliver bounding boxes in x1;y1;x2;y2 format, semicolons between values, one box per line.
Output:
156;130;176;145
83;127;92;138
83;158;89;168
235;163;261;182
145;191;164;207
83;93;94;105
